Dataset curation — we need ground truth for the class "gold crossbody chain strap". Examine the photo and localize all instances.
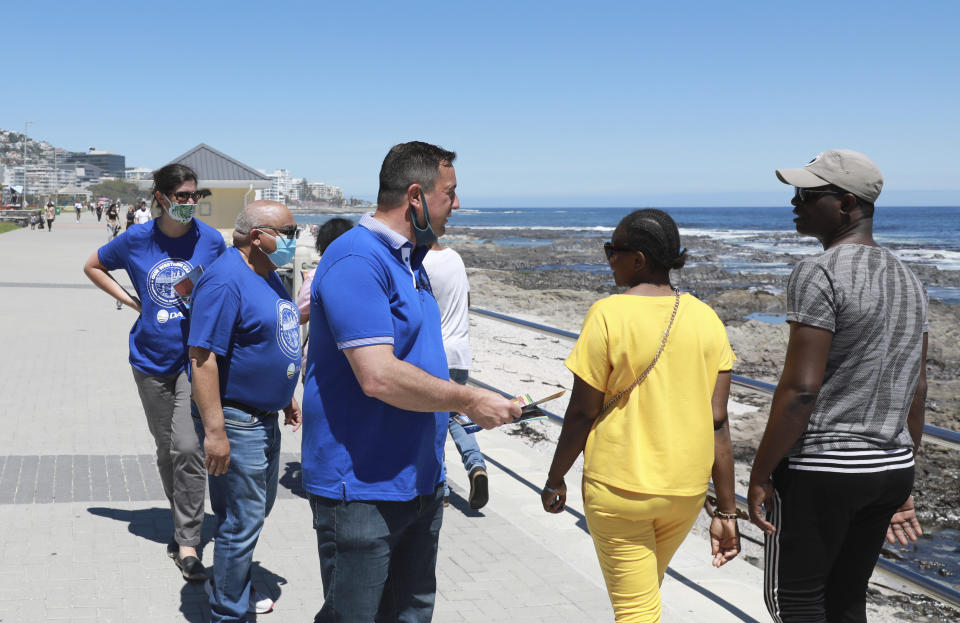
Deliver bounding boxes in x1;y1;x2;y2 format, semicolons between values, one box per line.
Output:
598;288;681;417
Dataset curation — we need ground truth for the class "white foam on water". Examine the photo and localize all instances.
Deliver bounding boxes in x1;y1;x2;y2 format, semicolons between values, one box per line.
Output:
891;248;960;270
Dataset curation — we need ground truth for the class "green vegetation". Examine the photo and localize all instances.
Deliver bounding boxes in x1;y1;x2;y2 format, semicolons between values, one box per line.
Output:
86;180;143;205
0;222;22;234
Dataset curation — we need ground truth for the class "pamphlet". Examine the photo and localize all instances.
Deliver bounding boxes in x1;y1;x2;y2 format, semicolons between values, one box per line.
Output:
454;390;565;434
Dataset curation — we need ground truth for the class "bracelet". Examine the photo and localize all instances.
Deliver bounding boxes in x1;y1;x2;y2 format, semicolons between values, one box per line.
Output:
543;479;565;495
715;510;739;520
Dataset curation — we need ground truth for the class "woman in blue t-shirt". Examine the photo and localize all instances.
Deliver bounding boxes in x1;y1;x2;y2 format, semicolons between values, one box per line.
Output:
83;164;226;583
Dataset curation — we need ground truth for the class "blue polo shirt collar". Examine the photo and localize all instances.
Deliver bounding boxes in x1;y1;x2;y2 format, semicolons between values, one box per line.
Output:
358;213;429;266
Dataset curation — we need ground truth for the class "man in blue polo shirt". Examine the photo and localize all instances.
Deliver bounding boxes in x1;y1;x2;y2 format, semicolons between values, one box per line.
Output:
189;200;303;622
302;142;521;622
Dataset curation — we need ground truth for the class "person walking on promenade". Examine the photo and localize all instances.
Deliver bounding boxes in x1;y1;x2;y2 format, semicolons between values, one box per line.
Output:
125;204;136;230
96;201;104;222
29;211;38;230
44;201;56;231
105;202;121;241
135;199;152;225
75;200;83;223
542;209;741;622
748;150;928;623
422;241;489;509
189;200;303;621
301;141;521;622
83;163;226;582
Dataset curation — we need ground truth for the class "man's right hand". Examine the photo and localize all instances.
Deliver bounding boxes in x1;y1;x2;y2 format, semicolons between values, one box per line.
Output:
204;432;231;477
464;389;522;430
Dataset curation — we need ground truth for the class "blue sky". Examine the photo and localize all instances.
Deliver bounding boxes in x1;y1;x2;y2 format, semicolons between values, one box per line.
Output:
4;1;958;206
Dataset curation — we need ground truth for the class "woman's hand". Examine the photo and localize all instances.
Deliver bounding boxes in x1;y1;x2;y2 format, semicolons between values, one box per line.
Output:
541;479;566;513
710;516;741;567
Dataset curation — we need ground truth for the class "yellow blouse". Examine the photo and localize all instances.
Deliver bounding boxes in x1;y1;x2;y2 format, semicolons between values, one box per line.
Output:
566;293;735;496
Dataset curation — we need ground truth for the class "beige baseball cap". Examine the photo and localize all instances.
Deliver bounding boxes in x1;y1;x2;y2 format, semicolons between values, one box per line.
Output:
775;149;883;203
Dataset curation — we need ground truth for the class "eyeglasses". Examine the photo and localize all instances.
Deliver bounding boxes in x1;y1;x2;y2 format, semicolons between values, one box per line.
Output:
603;242;635;260
255;225;301;240
794;188;846;204
170;191;204;203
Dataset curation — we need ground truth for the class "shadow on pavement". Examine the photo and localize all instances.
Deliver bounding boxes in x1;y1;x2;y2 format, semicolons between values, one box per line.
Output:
279;460;308;499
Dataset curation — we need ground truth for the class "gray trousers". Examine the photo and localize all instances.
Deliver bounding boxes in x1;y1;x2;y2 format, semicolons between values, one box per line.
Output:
131;367;205;546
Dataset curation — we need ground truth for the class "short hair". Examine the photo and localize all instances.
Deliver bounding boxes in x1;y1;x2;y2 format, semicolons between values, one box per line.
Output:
151;164;197;210
618;209;687;271
235;207;256;234
316;217;353;254
377;141;456;208
823;184;876;218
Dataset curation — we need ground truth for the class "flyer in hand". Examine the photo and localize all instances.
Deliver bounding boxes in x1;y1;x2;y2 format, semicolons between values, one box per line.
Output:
454;390;565;434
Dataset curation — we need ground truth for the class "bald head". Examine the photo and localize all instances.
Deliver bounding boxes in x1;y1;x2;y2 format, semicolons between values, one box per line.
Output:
234;200;294;247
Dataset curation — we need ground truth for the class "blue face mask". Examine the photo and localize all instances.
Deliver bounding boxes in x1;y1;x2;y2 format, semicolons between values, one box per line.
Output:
257;230;297;267
409;188;438;248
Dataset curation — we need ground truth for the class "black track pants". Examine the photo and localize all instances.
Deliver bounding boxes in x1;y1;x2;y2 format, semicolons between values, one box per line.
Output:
763;460;913;623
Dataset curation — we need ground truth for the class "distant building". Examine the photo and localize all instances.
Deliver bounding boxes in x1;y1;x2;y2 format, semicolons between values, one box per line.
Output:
62;148;126;178
124;167;153;183
142;143;272;230
306;181;343;202
257;168;300;203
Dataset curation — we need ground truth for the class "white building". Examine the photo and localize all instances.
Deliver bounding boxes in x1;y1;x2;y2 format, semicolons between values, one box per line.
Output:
257;168;299;203
306;181;343;202
125;167;153;183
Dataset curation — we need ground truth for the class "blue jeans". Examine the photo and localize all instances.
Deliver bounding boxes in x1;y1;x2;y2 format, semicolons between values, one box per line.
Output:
310;484;444;622
192;403;281;623
444;368;486;497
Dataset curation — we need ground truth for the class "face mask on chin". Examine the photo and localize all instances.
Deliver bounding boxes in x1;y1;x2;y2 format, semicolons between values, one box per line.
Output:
410;188;437;248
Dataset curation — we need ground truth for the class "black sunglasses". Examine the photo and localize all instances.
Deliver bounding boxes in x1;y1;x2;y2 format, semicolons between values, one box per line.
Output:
170;191;205;203
603;242;636;260
255;225;301;240
794;187;847;204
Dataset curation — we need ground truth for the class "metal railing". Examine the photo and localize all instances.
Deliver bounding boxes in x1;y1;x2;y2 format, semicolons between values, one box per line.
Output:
467;305;960;611
469;306;959;450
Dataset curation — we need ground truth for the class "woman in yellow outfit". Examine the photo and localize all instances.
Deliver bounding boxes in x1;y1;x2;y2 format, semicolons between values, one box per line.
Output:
542;209;741;622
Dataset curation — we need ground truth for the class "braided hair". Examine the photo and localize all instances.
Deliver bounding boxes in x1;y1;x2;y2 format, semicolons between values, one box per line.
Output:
618;209;687;271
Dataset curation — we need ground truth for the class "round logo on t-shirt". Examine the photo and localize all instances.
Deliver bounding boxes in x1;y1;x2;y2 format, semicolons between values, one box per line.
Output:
156;309;169;324
276;300;301;359
146;258;193;307
286;363;296;379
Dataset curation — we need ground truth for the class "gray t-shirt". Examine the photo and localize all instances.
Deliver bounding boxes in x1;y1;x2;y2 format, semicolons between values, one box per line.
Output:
786;244;927;455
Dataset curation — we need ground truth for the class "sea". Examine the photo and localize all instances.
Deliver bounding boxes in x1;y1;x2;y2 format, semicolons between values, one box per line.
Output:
299;206;960;304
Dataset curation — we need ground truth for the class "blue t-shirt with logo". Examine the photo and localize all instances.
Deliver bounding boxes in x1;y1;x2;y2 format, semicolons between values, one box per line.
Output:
302;217;448;502
188;248;301;412
98;219;226;376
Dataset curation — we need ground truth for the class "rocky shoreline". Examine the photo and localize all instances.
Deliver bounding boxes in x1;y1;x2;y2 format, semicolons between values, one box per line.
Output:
453;225;959;619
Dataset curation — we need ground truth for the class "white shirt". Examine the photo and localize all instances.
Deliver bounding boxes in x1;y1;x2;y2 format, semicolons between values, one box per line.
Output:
422;247;471;370
134;208;151;224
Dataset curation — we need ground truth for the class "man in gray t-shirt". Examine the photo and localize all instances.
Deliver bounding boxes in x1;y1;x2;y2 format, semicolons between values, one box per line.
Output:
747;150;928;623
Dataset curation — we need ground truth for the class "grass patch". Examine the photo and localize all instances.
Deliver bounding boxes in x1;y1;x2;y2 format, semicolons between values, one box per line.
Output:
0;222;22;234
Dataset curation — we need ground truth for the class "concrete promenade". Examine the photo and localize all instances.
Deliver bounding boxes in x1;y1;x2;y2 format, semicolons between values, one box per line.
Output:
0;217;769;622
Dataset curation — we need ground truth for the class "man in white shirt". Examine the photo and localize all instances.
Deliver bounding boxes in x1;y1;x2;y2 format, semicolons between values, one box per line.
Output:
422;242;489;509
134;200;152;225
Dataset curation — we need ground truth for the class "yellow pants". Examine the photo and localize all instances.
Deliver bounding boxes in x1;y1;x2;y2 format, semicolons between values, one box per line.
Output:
584;477;705;623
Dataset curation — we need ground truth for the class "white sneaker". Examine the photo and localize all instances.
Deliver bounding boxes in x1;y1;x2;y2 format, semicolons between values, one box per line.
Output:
204;580;275;615
249;588;275;615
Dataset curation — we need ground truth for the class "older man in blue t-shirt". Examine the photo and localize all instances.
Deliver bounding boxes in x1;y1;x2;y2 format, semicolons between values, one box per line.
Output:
302;142;521;622
189;200;303;622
